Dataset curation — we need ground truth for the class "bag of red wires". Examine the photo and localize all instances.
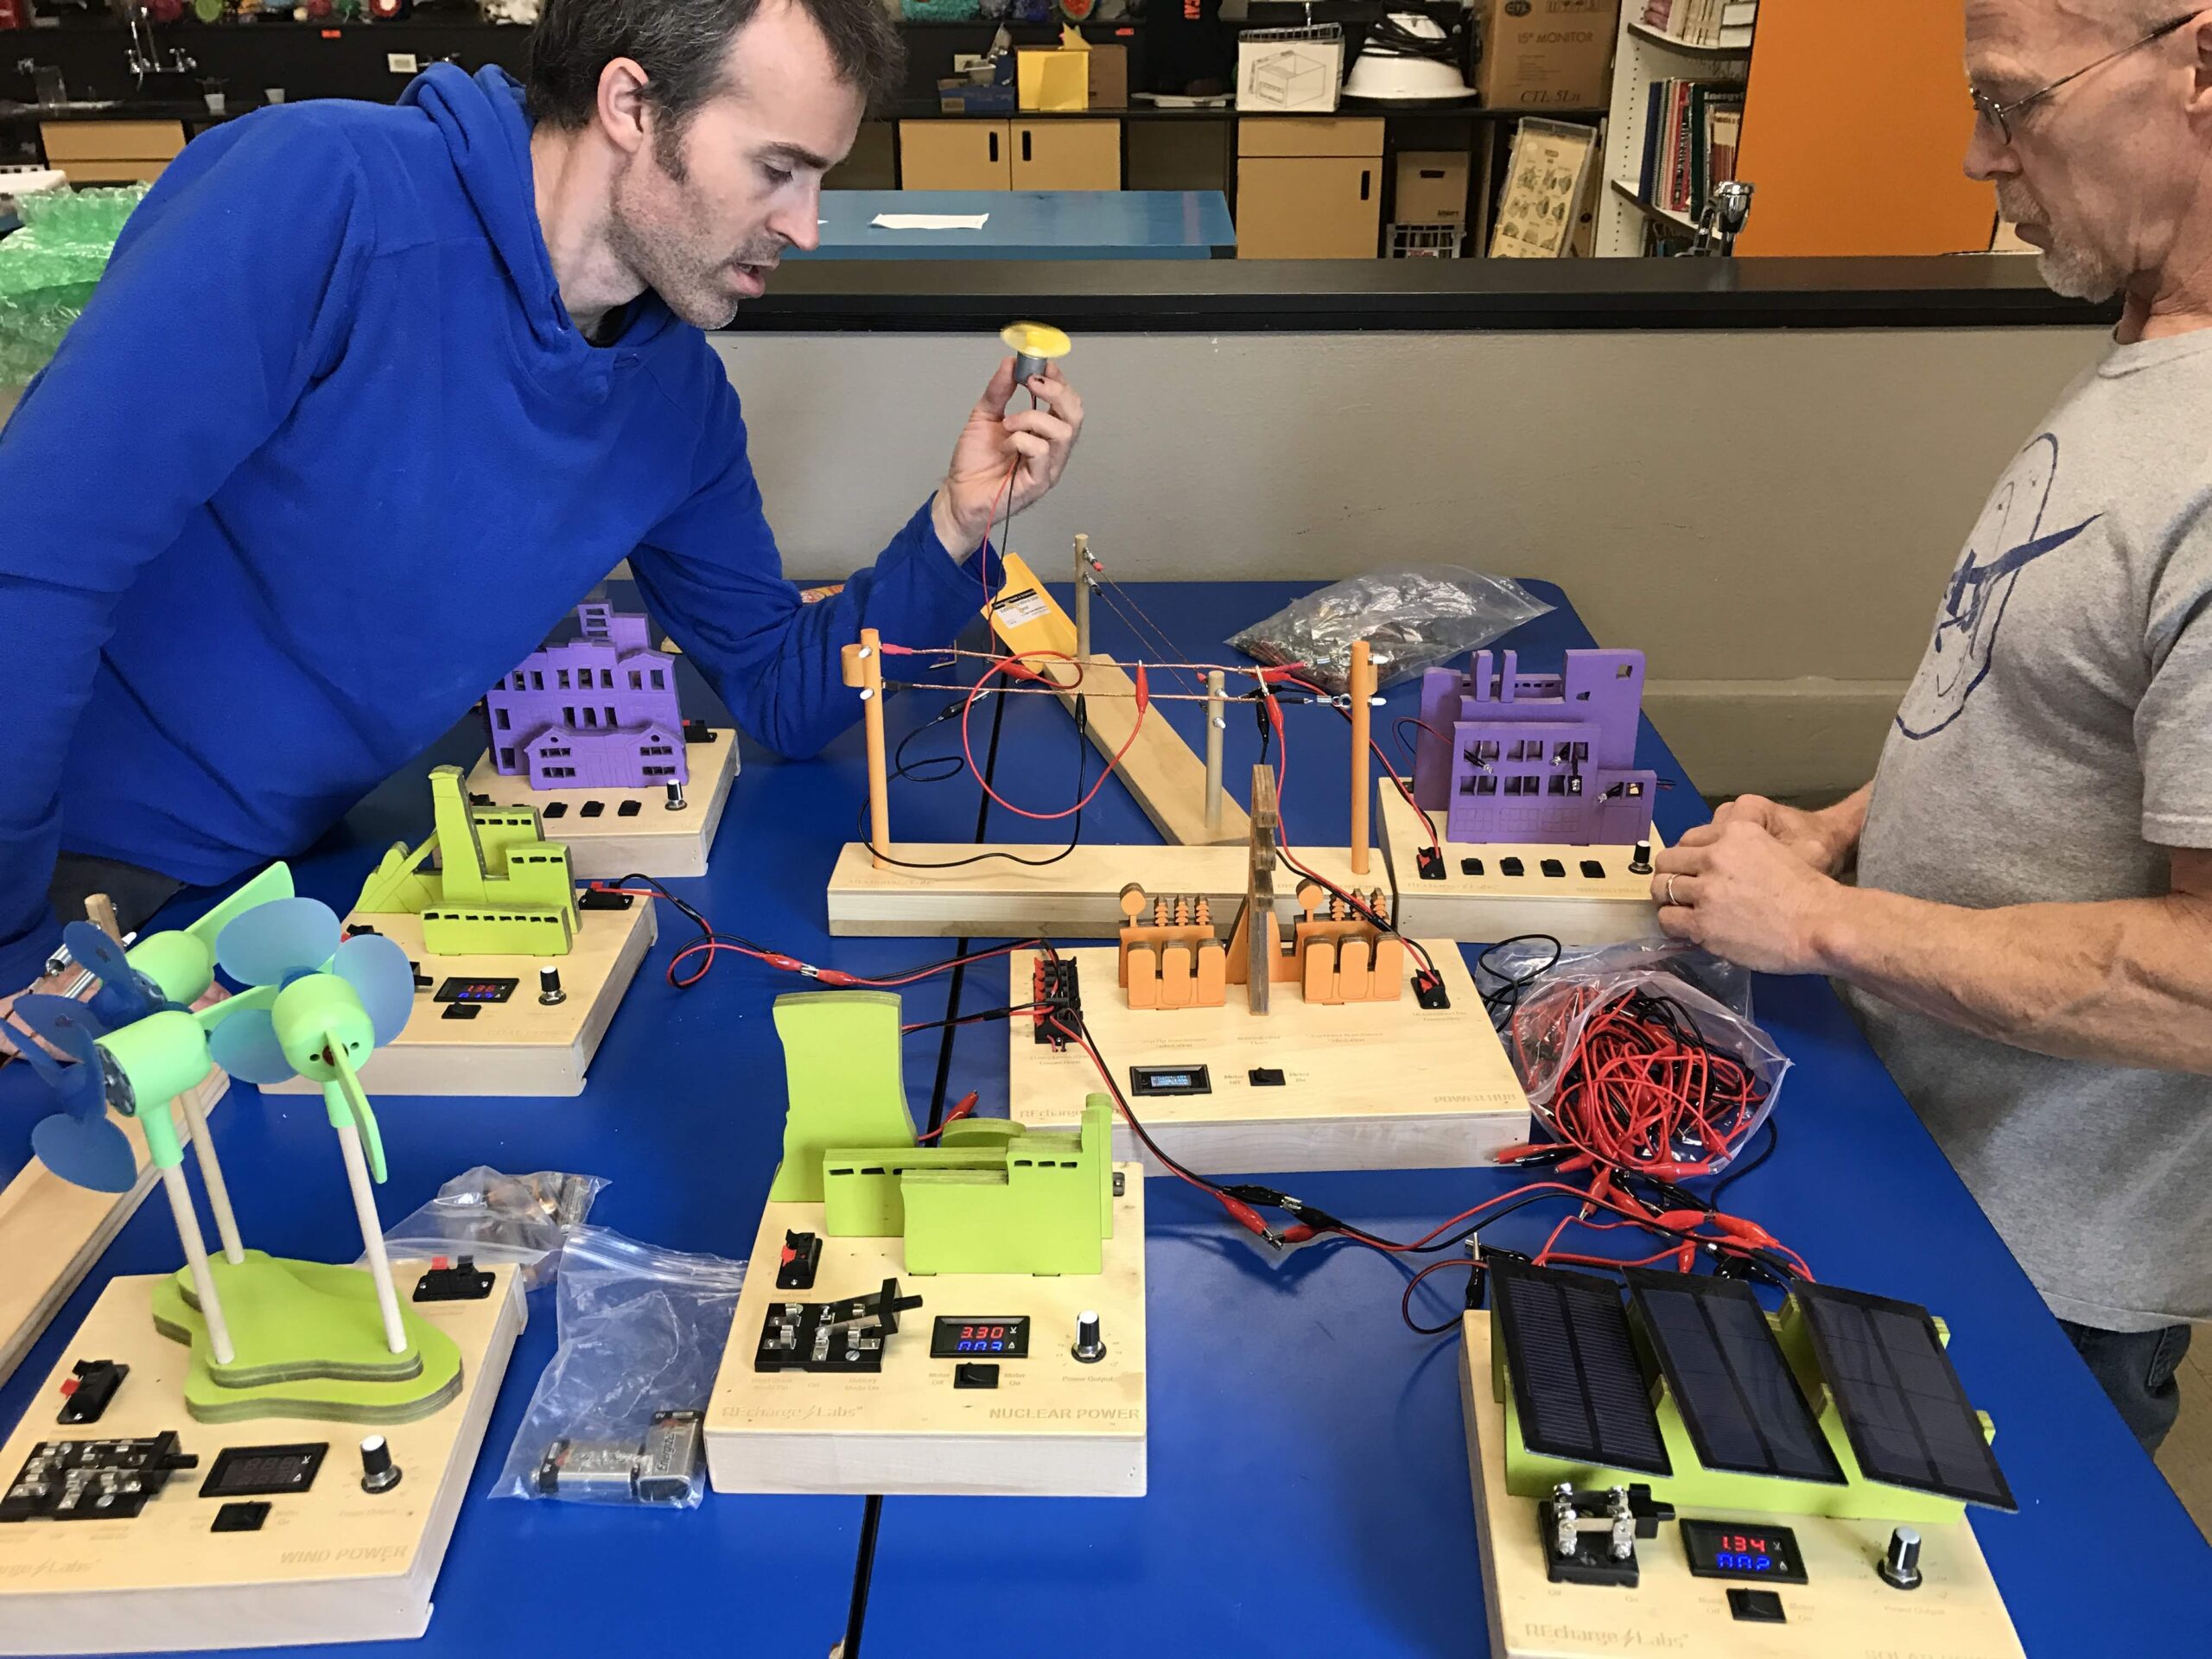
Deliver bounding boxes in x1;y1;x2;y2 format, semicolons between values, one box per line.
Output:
1503;950;1789;1181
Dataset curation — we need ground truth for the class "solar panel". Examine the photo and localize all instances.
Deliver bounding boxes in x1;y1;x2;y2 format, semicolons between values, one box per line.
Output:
1490;1260;1671;1477
1624;1270;1845;1484
1793;1283;2017;1512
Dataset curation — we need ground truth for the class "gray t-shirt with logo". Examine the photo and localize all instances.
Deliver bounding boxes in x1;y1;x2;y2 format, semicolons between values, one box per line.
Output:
1853;329;2212;1334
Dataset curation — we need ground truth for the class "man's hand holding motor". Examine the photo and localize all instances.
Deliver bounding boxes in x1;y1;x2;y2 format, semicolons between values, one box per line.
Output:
931;357;1085;559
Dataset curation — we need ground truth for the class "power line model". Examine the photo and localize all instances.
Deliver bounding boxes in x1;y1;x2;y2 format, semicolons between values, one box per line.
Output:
0;866;524;1652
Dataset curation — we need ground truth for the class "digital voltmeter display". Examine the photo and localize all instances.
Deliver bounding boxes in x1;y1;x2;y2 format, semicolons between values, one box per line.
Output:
1679;1519;1808;1584
930;1317;1031;1359
433;977;519;1005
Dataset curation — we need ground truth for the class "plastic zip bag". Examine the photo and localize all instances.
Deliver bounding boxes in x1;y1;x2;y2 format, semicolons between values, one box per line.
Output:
1475;938;1754;1028
376;1166;607;1293
1500;952;1787;1178
1227;568;1554;695
491;1228;747;1507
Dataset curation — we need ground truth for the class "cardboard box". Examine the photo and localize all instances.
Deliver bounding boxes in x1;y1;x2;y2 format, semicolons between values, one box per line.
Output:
1395;149;1471;224
1236;30;1344;113
1020;32;1091;112
1087;40;1130;109
1476;0;1620;111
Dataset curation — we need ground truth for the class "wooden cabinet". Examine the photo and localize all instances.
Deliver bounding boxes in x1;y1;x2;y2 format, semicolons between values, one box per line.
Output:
1011;119;1121;190
1235;118;1385;258
898;120;1011;190
40;119;186;186
899;118;1122;190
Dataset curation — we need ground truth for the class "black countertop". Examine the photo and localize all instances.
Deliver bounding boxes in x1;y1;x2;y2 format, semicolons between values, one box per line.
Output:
728;254;2119;333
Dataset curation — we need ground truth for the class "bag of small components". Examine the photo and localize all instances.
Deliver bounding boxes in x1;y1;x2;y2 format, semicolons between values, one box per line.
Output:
492;1228;747;1507
1227;567;1554;696
376;1166;607;1293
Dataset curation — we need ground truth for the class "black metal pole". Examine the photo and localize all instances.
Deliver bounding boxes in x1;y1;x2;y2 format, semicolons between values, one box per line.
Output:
842;1492;885;1657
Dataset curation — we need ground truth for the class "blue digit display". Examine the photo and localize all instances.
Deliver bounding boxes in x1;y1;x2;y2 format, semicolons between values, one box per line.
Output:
1680;1520;1807;1584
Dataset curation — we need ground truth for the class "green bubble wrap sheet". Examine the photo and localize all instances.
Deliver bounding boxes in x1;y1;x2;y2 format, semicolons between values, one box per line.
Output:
0;185;149;390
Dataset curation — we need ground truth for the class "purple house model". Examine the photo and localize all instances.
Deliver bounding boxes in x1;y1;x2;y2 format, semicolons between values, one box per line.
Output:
483;604;690;791
1410;648;1656;847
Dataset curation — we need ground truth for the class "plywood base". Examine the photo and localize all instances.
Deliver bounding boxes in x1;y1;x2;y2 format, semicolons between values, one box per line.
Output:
983;555;1248;849
1007;945;1528;1174
1459;1313;2024;1659
264;903;656;1098
1378;790;1667;945
827;842;1376;940
0;1264;525;1654
0;1072;229;1391
705;1173;1147;1497
461;728;739;879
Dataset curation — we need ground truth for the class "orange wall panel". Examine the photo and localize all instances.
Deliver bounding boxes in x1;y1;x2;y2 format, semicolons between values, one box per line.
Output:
1734;1;1997;257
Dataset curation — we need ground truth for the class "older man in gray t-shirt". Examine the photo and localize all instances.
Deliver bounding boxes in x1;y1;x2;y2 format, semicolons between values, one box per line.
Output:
1650;0;2212;1452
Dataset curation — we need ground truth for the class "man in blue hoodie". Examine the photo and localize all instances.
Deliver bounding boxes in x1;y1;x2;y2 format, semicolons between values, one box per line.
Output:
0;0;1084;1015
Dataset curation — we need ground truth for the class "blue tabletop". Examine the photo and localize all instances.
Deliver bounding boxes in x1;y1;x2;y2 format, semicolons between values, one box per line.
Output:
793;190;1236;260
2;579;2202;1658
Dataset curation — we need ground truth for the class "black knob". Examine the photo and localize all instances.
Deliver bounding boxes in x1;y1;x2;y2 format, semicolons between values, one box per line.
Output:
1071;1310;1105;1363
1878;1525;1922;1591
1629;840;1653;874
359;1434;402;1495
664;781;686;811
538;964;566;1006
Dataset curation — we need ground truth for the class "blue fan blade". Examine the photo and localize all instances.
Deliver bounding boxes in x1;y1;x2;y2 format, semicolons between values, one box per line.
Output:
215;897;342;988
330;933;415;1048
62;922;162;1023
207;1007;297;1086
32;1111;138;1193
8;995;109;1118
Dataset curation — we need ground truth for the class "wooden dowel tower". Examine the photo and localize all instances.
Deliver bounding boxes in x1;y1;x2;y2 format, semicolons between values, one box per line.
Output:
1073;533;1092;660
1350;639;1374;876
335;1120;410;1357
1205;671;1225;835
842;627;891;870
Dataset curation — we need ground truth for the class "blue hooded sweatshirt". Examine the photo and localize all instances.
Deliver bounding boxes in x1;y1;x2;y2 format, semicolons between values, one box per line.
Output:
0;66;994;988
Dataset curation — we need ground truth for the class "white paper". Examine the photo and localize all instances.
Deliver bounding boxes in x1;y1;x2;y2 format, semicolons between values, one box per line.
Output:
870;213;990;231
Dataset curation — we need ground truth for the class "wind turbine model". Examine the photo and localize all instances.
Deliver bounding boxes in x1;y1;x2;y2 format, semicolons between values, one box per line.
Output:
9;864;463;1423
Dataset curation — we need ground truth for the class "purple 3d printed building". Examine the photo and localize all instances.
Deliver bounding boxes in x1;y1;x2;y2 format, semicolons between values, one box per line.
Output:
1410;648;1656;847
484;604;690;791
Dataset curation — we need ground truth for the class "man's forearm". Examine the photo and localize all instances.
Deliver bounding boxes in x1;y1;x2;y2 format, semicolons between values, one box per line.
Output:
1812;881;2212;1072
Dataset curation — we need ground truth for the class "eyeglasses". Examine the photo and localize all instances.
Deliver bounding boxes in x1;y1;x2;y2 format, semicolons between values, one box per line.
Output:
1971;11;2202;143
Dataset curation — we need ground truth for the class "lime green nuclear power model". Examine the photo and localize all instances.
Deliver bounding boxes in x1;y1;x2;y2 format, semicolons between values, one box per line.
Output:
9;864;462;1423
355;763;579;956
768;991;1116;1276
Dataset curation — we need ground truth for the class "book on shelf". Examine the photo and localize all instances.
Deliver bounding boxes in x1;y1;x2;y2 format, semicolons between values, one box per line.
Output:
1637;77;1745;218
1641;0;1754;47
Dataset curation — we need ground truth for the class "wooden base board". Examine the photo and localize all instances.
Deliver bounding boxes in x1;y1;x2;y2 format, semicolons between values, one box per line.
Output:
827;842;1381;940
461;728;739;880
1007;946;1528;1174
0;1071;229;1391
1378;790;1667;945
705;1173;1147;1497
1459;1313;2024;1659
264;902;656;1098
0;1264;525;1655
983;554;1248;848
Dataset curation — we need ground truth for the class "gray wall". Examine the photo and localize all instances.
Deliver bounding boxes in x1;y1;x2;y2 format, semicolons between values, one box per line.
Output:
713;326;2107;798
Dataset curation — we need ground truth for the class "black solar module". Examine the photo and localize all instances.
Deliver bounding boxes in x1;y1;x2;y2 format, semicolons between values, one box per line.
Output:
1491;1260;1672;1477
1624;1270;1846;1484
1793;1283;2018;1512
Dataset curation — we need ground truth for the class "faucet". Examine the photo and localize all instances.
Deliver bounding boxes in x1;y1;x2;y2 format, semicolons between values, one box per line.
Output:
122;3;198;88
